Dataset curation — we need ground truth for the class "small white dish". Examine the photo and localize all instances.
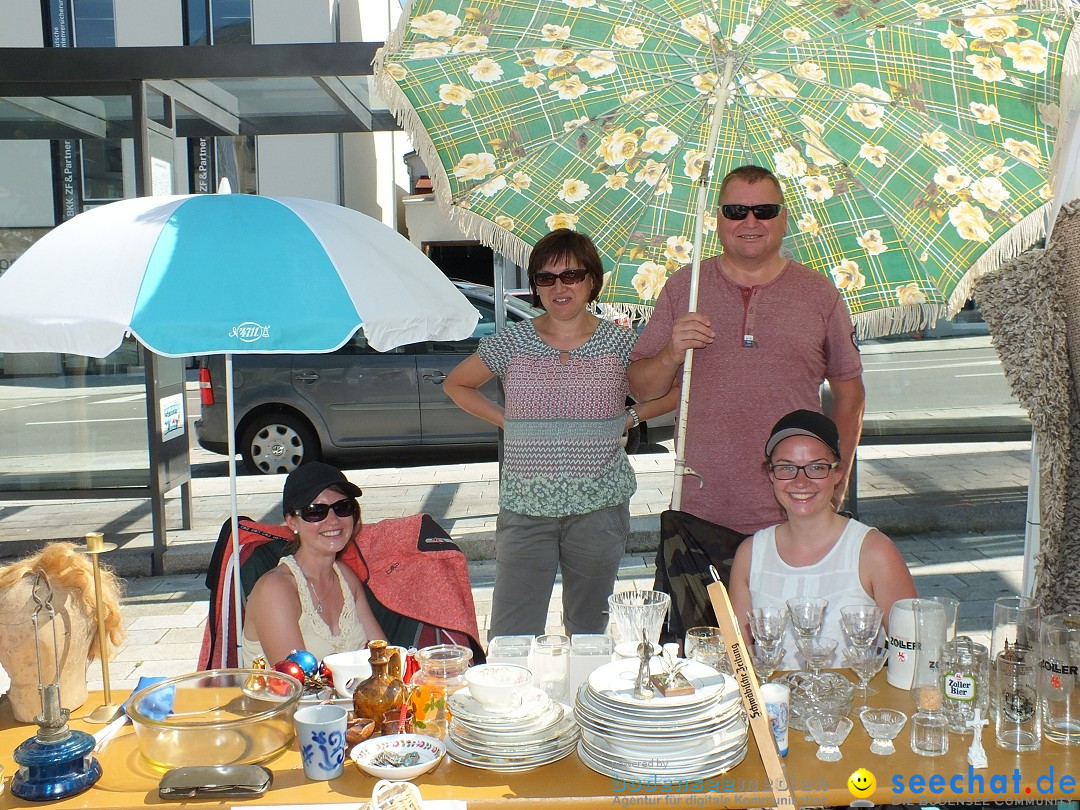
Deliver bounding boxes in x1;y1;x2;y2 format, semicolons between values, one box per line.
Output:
350;733;445;780
464;663;533;710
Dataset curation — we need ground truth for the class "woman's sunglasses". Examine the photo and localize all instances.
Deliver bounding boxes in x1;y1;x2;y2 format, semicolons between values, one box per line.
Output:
533;268;590;287
294;498;359;523
720;203;783;221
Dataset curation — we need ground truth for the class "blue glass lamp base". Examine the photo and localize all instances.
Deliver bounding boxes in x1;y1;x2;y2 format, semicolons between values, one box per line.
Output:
10;729;102;801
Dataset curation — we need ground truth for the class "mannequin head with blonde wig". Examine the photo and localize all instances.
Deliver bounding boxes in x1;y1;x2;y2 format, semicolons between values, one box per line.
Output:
0;543;125;722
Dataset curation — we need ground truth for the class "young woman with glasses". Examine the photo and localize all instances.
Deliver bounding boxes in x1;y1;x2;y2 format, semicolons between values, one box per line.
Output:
241;462;385;667
445;229;674;638
728;409;916;669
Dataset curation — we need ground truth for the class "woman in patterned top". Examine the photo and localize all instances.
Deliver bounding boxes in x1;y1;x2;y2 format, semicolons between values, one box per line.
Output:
445;229;673;637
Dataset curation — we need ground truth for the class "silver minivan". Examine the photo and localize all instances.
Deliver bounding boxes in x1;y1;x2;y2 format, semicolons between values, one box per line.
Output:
195;283;653;474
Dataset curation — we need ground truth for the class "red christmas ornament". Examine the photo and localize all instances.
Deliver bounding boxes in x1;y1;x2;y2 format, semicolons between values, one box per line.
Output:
319;662;334;686
271;659;306;694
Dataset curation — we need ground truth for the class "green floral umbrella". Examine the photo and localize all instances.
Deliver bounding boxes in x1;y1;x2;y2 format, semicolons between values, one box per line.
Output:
377;0;1077;337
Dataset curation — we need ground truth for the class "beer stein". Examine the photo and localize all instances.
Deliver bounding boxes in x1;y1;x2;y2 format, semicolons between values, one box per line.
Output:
939;636;989;733
1039;613;1080;745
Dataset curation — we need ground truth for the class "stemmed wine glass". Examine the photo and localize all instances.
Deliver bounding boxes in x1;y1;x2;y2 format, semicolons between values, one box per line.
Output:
840;604;884;650
748;607;788;653
795;636;838;682
751;644;786;684
786;597;828;644
843;643;889;710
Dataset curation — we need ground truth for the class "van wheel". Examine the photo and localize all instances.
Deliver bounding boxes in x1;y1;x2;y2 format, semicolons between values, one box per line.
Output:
240;413;318;475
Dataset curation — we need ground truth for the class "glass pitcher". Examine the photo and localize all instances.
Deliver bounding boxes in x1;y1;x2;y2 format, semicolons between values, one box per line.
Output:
939;635;990;734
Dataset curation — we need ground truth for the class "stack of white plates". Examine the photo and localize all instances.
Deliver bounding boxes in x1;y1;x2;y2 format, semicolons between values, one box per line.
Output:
446;686;579;772
575;658;747;781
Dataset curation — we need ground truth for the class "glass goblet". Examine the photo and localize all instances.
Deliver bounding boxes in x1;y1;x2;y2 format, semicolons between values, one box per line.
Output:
859;708;908;755
840;604;884;649
796;636;838;682
806;715;852;762
684;626;722;659
843;644;888;709
786;597;828;643
689;635;732;675
751;644;785;684
748;606;789;651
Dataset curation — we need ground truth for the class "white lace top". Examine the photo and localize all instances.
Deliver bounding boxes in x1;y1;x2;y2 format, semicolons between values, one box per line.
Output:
242;556;368;666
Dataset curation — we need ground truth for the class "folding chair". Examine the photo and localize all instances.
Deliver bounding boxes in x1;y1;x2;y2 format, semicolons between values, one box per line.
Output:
199;513;485;669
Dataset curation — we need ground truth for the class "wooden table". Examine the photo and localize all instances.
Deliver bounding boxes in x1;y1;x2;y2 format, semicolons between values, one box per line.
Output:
1;674;1077;808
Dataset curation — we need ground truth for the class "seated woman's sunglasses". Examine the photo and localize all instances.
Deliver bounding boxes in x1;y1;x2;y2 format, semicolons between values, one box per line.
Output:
294;498;359;523
720;203;783;220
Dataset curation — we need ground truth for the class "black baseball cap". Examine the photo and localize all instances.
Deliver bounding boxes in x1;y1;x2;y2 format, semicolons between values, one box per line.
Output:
282;462;362;518
765;409;841;458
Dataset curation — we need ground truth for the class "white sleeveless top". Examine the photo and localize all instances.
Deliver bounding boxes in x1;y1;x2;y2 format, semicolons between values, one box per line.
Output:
242;556;368;667
748;519;874;670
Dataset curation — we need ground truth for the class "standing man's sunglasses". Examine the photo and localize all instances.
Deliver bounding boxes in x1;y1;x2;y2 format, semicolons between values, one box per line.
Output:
533;268;590;286
720;203;783;221
294;498;359;523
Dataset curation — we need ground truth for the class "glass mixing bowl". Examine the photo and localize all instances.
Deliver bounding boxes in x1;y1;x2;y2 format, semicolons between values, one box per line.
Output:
126;669;302;770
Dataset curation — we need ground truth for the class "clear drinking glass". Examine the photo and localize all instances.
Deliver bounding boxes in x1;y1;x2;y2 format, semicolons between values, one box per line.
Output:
607;590;670;646
840;604;884;649
806;715;852;761
796;636;838;681
748;606;789;658
843;644;888;708
531;634;570;704
752;644;785;684
1039;613;1080;745
786;597;828;643
685;626;732;674
486;634;534;666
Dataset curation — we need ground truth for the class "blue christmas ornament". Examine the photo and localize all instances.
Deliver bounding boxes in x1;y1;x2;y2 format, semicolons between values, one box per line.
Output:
286;649;319;677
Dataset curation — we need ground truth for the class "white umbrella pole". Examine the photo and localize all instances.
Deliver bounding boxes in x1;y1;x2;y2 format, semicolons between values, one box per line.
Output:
672;55;736;510
226;352;244;665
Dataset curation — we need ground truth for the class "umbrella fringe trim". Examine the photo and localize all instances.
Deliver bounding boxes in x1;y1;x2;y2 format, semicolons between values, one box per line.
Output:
946;203;1050;319
595;302;656;327
851;304;946;340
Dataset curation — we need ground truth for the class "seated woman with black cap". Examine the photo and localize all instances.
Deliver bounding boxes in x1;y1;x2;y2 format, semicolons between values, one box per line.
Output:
728;409;916;669
241;461;385;667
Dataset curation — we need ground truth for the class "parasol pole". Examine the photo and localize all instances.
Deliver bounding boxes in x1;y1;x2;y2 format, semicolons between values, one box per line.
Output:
225;352;244;665
672;54;737;510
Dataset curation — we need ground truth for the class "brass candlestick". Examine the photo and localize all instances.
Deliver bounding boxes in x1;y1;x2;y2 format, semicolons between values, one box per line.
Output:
80;532;122;724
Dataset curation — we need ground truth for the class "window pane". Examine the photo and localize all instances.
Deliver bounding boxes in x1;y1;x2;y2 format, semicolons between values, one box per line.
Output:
212;0;252;44
184;0;210;45
0;340;151;491
72;0;115;46
80;139;124;203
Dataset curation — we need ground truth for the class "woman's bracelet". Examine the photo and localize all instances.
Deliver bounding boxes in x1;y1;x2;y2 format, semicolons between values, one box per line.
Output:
626;406;640;428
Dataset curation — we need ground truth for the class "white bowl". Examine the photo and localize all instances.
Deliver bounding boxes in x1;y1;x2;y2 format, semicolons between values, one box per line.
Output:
322;650;372;698
350;733;445;780
464;663;533;710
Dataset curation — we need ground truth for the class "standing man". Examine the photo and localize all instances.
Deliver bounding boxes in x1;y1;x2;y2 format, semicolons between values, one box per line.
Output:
629;165;865;537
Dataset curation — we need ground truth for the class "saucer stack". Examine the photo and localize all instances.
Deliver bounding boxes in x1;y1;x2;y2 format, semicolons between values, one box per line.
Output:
446;686;579;771
574;658;747;781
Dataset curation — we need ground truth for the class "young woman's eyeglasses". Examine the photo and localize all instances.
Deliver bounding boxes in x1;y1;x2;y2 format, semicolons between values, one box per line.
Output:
769;461;839;480
720;204;783;221
294;498;359;523
533;268;590;286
